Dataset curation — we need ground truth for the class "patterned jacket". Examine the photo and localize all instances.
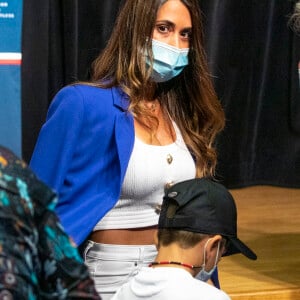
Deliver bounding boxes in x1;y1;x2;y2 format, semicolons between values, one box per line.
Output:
0;146;100;299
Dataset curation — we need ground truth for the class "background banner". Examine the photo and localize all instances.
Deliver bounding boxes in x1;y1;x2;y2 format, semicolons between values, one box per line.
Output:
0;0;22;156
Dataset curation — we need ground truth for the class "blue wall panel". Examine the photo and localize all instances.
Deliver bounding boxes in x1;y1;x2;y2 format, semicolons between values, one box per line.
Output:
0;0;23;156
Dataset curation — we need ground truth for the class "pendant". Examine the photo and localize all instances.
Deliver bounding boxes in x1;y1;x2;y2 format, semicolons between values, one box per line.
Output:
166;154;173;164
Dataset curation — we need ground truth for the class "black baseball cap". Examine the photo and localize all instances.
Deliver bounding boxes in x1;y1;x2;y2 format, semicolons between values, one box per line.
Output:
158;178;257;260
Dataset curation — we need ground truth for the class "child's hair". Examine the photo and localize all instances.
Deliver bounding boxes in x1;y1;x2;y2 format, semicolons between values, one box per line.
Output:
157;229;208;249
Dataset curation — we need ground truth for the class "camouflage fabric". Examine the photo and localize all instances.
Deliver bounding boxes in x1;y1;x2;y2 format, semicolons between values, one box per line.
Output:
0;146;100;299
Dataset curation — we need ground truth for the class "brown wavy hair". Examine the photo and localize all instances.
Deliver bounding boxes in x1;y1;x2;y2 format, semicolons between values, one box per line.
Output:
90;0;225;177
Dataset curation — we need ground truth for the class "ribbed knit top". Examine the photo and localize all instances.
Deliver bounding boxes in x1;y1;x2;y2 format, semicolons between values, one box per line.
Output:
94;122;195;230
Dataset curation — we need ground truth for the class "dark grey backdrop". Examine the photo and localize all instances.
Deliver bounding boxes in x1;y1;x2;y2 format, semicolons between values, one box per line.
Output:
22;0;300;188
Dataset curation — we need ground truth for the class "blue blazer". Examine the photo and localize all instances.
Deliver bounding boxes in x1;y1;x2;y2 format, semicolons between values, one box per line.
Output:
30;84;221;288
30;84;135;245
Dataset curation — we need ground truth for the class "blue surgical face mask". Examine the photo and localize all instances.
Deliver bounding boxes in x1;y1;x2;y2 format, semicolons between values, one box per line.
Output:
196;263;217;282
196;238;220;282
146;39;189;82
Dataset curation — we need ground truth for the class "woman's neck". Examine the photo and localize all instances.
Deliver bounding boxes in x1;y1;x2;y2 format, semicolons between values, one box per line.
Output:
134;100;175;146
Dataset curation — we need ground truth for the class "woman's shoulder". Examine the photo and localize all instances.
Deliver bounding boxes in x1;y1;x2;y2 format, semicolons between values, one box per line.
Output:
50;83;127;111
57;83;115;100
46;83;130;123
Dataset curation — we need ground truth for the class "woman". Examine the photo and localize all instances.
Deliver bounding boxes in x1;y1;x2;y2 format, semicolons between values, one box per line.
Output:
30;0;225;298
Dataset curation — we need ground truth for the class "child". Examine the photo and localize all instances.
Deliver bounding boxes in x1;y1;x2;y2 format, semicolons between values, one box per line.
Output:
113;178;257;300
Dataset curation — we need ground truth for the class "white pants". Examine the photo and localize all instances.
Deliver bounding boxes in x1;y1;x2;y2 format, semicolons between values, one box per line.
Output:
83;241;157;300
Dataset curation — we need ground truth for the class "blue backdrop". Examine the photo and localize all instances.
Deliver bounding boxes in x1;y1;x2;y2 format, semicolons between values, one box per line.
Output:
0;0;22;156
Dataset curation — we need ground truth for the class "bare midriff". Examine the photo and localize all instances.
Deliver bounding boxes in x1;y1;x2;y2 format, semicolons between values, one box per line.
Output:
89;226;158;245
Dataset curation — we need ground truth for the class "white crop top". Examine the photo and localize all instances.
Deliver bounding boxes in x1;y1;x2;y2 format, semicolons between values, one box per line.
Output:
94;122;196;230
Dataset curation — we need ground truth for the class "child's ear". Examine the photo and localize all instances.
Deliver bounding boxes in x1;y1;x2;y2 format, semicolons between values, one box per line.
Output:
206;235;222;256
211;235;222;249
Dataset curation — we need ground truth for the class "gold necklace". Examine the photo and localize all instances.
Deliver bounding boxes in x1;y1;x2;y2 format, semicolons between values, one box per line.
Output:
143;100;158;113
150;102;157;113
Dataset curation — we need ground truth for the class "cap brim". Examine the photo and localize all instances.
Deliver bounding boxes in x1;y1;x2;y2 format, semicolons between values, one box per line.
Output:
223;237;257;260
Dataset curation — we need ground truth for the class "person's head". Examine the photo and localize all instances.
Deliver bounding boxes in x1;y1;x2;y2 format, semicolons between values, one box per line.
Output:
157;178;257;279
92;0;225;178
92;0;204;89
289;1;300;34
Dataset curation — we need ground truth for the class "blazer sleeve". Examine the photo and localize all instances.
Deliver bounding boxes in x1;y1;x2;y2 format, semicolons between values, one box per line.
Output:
30;86;84;193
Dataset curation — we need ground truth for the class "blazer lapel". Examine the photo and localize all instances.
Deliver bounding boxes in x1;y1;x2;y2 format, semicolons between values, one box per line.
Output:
112;87;135;184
